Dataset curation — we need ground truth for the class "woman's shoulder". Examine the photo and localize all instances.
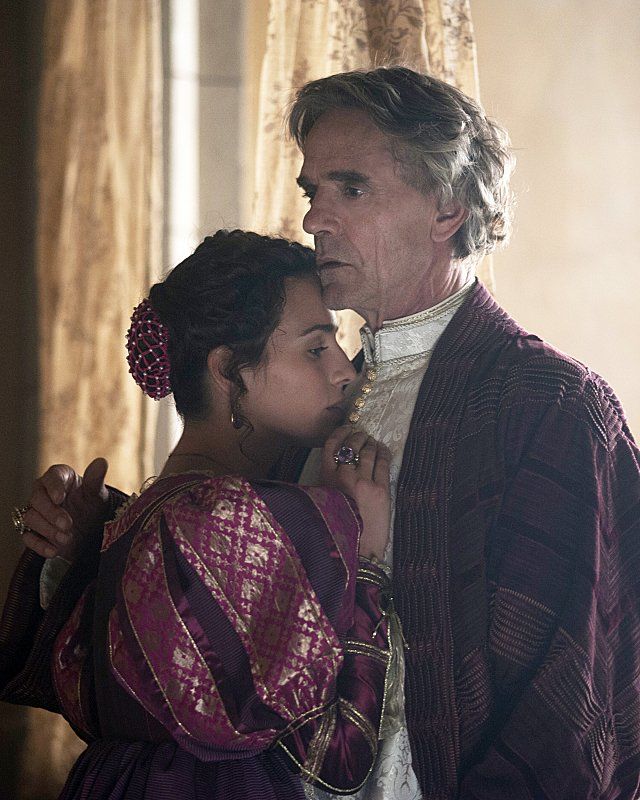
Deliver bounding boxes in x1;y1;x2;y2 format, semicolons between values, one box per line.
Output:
104;473;329;556
162;477;360;568
103;474;361;593
102;472;250;552
154;475;361;546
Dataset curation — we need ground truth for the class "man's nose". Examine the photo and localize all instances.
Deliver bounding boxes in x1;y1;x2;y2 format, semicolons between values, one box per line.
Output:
303;196;337;236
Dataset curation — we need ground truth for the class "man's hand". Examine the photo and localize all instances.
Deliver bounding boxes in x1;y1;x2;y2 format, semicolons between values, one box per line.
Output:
21;458;110;560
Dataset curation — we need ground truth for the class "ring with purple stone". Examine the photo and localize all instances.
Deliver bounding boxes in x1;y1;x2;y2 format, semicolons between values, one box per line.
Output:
333;444;360;467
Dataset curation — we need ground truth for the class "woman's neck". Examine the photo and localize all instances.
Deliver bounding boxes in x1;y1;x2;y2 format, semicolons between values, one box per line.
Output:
158;420;281;481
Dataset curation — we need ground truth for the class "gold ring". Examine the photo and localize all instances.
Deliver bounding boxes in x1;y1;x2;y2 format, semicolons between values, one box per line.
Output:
11;505;31;537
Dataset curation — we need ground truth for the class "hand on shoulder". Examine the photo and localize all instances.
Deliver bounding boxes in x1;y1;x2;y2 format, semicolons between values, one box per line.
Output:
20;458;110;560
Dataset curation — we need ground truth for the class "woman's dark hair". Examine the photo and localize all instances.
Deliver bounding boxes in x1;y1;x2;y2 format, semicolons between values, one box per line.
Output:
148;229;317;421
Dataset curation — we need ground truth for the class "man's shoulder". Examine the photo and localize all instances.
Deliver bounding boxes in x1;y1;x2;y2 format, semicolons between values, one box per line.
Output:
464;285;604;395
501;335;595;394
460;290;628;446
492;333;628;449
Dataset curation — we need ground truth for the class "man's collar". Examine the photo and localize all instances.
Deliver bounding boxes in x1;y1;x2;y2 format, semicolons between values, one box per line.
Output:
359;278;475;364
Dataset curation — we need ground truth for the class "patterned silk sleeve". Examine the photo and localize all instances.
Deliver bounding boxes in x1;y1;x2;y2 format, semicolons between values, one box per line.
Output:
104;476;390;781
278;557;392;795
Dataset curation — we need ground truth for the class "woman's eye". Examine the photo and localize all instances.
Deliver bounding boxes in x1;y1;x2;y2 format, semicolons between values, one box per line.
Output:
308;346;328;358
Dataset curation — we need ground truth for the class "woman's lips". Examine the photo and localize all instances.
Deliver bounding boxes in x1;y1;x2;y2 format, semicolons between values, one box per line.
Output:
326;400;349;419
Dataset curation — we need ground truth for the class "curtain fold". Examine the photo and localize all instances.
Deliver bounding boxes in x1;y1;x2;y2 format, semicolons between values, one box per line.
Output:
20;2;163;798
251;0;490;355
37;0;163;493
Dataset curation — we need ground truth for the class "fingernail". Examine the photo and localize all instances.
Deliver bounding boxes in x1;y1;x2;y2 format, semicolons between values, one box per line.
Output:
56;531;70;545
45;547;56;558
56;515;69;529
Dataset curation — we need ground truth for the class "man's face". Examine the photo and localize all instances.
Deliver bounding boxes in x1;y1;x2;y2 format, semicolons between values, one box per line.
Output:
297;108;457;328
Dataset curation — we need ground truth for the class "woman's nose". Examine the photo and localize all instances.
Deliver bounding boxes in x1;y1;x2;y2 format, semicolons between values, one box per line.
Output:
337;358;357;390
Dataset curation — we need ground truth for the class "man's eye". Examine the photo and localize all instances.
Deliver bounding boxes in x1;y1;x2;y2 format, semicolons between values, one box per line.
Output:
302;190;315;201
309;346;328;358
344;186;363;198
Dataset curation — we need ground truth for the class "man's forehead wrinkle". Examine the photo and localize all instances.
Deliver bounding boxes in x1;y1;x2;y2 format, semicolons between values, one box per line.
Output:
304;122;389;161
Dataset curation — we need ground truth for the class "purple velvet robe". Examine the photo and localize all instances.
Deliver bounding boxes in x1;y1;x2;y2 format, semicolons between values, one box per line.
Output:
0;475;391;799
278;282;640;799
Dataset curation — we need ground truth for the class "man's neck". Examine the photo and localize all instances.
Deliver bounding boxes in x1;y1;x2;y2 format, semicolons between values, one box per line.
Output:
364;270;475;333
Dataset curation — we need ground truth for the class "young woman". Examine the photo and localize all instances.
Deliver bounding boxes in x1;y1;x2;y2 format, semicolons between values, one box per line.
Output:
1;230;393;799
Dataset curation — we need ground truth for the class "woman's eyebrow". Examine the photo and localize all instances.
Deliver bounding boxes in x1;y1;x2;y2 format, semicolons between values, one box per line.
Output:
300;323;338;336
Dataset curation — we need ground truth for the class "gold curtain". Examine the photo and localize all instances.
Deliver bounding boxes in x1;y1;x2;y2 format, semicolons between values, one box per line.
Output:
37;0;163;492
20;2;163;798
251;0;490;355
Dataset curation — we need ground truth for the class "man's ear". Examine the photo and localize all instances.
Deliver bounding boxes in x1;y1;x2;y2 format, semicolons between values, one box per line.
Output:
432;202;468;243
206;347;233;397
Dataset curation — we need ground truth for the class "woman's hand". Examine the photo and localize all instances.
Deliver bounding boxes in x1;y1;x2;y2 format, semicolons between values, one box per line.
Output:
320;426;391;561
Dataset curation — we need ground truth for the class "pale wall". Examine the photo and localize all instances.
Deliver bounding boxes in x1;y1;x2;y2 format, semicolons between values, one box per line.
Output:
473;0;640;435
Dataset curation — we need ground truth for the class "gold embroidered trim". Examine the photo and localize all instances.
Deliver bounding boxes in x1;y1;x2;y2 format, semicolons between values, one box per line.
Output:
279;705;328;738
343;638;391;665
278;736;378;794
338;697;378;754
356;566;389;589
304;704;337;779
277;612;396;794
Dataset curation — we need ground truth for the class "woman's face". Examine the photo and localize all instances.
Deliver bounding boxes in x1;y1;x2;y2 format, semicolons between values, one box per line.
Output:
240;276;356;447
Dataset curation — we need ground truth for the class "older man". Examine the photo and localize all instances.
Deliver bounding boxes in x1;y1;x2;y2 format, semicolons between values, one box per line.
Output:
10;68;640;798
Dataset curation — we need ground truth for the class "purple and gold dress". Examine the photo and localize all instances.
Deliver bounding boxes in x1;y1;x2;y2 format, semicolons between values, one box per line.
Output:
0;474;391;799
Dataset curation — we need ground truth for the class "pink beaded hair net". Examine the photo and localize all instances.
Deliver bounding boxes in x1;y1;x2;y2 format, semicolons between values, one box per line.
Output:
126;298;172;399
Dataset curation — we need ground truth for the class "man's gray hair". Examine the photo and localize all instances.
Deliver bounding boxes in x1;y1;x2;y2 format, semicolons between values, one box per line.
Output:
288;66;515;262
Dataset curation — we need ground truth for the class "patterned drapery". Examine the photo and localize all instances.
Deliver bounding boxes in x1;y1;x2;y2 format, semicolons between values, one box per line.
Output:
251;0;488;355
20;2;163;797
